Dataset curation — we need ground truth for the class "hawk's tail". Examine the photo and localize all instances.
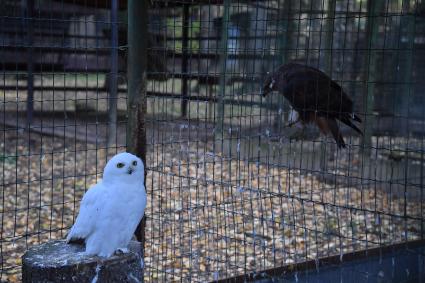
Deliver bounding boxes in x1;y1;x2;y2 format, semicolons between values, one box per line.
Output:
339;115;363;136
316;117;346;149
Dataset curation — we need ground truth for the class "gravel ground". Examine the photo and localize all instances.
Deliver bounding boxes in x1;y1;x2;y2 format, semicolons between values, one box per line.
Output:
143;138;423;282
0;128;423;282
0;129;110;282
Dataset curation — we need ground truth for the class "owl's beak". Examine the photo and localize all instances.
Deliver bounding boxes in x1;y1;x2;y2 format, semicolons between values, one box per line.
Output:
127;167;134;175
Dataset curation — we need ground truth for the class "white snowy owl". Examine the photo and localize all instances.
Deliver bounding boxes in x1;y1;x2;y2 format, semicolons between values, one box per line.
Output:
66;152;146;257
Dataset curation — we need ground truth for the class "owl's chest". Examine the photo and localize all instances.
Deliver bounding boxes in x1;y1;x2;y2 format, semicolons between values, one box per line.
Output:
118;184;145;200
105;183;145;207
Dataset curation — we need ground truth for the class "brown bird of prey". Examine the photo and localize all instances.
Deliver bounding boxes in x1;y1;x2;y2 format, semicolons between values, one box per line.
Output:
262;63;362;148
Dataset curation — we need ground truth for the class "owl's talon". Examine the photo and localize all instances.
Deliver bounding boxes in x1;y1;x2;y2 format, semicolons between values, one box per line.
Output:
116;248;129;254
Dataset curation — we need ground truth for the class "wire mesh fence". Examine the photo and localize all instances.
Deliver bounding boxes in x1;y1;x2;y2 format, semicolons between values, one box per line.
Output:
1;0;425;282
0;0;128;280
144;0;425;281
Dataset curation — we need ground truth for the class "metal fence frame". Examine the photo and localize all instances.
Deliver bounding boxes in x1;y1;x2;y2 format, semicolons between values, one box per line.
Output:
1;0;424;281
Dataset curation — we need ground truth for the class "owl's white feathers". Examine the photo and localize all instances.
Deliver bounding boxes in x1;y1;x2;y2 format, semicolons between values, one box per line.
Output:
66;152;146;258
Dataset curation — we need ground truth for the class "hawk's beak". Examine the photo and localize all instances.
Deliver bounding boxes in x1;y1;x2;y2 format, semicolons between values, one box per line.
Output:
261;78;275;97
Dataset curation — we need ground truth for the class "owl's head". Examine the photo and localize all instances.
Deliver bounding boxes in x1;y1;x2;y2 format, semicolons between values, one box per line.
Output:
103;152;144;183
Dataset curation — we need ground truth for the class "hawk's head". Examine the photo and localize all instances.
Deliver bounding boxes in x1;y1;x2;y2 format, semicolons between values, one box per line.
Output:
261;73;276;97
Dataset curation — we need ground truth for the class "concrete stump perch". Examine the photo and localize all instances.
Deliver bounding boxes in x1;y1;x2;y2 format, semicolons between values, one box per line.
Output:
22;240;143;283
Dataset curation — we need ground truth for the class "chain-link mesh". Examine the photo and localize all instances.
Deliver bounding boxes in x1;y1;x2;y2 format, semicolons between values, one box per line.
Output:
1;0;126;280
1;0;424;282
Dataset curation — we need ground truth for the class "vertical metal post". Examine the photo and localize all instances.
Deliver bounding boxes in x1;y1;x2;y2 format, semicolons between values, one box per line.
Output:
362;0;384;155
350;8;361;101
216;0;230;137
398;0;414;135
274;0;292;128
107;0;118;146
127;0;148;244
279;0;292;65
26;0;34;125
320;0;336;169
323;0;336;73
181;5;189;117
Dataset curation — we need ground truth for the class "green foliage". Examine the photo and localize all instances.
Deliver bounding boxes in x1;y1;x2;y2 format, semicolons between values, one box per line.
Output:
166;17;200;53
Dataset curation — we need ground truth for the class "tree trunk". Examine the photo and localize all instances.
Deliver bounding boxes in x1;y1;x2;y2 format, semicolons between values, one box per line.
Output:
22;240;143;283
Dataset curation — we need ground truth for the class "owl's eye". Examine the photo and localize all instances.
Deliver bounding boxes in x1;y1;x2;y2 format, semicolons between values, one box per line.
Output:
132;161;137;166
116;162;125;168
